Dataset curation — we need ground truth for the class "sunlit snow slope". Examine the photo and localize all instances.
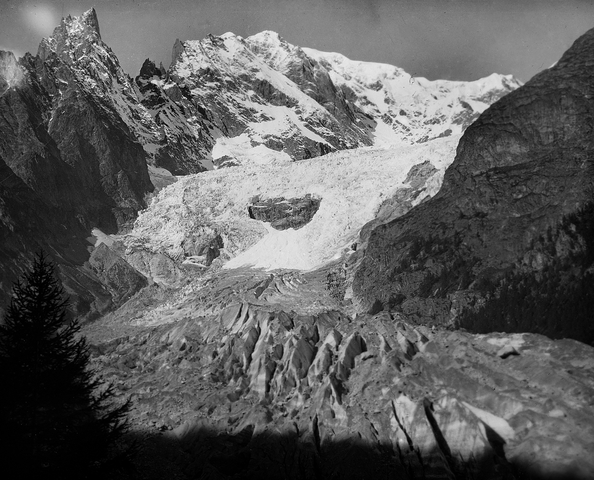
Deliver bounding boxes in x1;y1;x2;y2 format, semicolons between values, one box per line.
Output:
124;136;459;275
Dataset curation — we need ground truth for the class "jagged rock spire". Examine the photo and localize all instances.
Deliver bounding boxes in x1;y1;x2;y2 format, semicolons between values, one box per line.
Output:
81;8;101;38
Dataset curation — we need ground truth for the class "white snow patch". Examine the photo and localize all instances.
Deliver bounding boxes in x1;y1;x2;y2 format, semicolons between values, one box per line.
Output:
212;134;292;166
462;401;516;442
91;228;114;247
485;335;526;349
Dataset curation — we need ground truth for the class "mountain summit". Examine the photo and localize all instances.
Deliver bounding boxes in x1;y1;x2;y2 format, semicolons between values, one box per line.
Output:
137;27;520;171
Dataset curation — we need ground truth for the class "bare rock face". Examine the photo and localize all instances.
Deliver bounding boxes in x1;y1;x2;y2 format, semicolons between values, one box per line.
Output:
248;194;321;230
351;26;594;341
0;11;153;233
88;243;148;305
0;151;126;320
135;58;213;174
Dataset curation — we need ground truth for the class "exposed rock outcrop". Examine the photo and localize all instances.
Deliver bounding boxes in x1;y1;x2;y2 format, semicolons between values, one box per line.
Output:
134;58;213;174
248;194;321;230
1;10;153;232
88;243;148;304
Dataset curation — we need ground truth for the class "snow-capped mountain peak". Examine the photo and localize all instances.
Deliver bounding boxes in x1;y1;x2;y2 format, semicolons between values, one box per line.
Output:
38;8;102;62
25;9;521;176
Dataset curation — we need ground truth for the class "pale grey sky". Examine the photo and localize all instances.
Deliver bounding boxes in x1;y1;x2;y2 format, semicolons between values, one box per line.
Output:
0;0;593;82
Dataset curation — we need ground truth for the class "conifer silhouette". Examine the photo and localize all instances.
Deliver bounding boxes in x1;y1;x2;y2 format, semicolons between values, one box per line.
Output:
0;252;131;479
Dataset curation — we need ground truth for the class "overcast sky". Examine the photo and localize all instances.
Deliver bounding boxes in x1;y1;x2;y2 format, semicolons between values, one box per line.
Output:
0;0;593;82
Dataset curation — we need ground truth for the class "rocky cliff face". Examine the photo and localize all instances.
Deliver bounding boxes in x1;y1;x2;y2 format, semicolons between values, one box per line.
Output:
34;9;187;184
134;59;215;174
247;194;321;230
0;10;153;232
0;10;153;317
350;26;594;339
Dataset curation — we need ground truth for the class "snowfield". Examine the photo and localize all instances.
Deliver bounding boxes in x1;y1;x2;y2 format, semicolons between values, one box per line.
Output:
126;136;459;273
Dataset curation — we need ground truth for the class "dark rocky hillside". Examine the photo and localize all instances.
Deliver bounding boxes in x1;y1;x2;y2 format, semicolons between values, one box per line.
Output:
351;26;594;344
0;11;153;318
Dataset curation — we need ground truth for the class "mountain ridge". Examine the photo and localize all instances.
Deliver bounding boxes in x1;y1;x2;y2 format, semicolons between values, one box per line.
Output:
137;27;520;171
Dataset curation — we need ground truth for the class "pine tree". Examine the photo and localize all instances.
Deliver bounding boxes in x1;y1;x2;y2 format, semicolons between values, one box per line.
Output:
0;253;131;479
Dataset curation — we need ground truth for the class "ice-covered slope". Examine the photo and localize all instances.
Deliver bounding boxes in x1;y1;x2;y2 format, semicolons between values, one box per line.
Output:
122;136;459;281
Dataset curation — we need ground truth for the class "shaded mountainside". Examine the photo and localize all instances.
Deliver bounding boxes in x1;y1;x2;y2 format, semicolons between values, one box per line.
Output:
0;151;121;320
457;200;594;343
0;10;153;317
0;11;153;231
350;26;594;344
